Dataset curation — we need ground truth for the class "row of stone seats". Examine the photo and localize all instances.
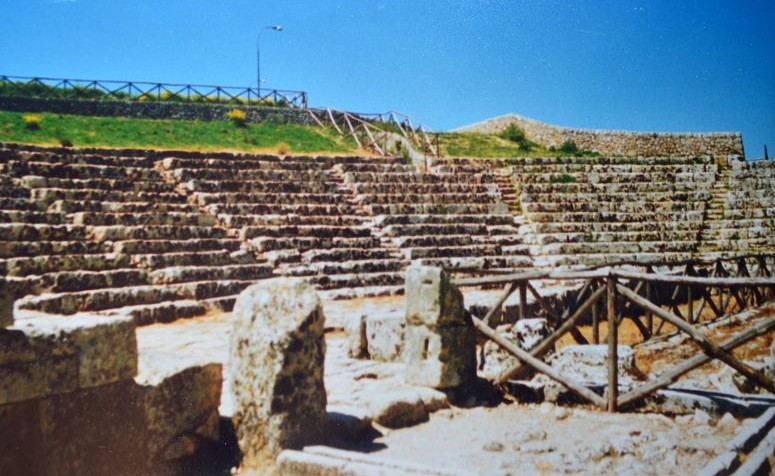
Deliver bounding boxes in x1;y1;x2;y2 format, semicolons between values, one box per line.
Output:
700;158;775;255
341;159;532;272
505;155;720;268
157;154;409;299
0;144;272;323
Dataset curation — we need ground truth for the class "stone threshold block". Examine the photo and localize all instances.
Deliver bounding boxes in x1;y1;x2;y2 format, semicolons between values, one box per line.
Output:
1;310;137;406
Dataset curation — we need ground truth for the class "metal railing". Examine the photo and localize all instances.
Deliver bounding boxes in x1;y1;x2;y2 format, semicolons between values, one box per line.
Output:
0;75;308;108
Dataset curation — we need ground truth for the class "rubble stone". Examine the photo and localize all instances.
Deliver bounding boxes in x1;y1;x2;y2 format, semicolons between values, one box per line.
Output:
365;313;404;362
480;318;552;380
228;278;327;471
344;314;368;359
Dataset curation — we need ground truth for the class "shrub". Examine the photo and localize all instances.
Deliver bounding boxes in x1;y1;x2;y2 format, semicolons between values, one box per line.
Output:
500;123;526;143
227;109;247;127
276;142;290;155
22;114;41;130
59;138;73;147
559;140;578;154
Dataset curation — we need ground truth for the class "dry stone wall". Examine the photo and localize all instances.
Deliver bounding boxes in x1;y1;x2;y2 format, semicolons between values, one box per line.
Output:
456;113;744;158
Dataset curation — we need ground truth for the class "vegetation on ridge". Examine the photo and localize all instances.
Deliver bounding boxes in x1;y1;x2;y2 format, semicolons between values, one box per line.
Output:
0;110;358;153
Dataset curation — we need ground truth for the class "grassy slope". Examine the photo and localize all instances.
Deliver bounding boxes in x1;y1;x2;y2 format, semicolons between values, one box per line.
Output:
0;110;358;154
437;132;552;158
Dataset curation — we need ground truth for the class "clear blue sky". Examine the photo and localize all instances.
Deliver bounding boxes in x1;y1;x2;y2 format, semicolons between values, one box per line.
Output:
2;0;773;157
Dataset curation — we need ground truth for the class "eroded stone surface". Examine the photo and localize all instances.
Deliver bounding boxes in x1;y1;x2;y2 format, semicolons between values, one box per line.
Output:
0;278;12;328
404;265;476;389
228;278;327;471
480;318;551;380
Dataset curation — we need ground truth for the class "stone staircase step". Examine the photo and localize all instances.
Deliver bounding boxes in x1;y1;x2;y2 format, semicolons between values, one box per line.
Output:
375;214;513;226
0;253;132;276
48;200;198;214
129;249;253;268
112;238;241;255
30;188;188;205
246;236;381;253
167;167;328;182
69;211;216;227
17;284;185;315
0;240;105;258
403;244;501;259
0;210;65;224
182;179;339;194
355;192;497;206
148;264;273;284
239;225;372;241
0;223;88;241
88;225;228;242
194;192;350;206
277;259;405;277
219;213;365;228
98;299;207;326
27;177;173;193
312;271;404;290
4;161;162;180
380;223;488;237
388;234;475;248
366;203;497;215
206;202;359;216
300;247;398;263
352;182;493;195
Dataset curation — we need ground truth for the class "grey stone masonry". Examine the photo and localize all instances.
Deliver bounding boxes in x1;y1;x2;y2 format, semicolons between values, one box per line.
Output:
404;265;476;389
228;278;328;472
0;278;12;328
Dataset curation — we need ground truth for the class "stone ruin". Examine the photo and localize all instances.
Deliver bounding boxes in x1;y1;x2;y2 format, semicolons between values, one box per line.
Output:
1;140;775;474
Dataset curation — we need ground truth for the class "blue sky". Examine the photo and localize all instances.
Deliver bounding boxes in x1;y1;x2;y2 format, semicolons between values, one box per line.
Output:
1;0;773;157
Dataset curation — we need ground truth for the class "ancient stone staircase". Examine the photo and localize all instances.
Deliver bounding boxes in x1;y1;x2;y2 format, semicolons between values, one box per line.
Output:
507;156;717;268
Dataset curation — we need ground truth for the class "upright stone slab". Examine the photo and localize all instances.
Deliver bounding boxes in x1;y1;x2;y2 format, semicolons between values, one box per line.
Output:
404;265;476;389
228;278;327;472
1;278;13;328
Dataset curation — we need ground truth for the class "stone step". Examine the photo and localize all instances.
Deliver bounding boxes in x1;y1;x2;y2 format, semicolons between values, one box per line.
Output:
380;223;488;237
194;191;351;206
538;252;695;268
0;210;65;224
537;240;697;255
69;211;216;227
166;167;328;182
129;249;253;269
98;299;207;326
112;238;242;255
388;234;475;248
700;227;773;241
403;244;501;259
351;182;493;195
312;270;404;290
148;264;274;284
26;177;173;193
512;163;717;174
366;203;498;215
48;200;199;214
515;171;717;185
702;218;775;231
300;247;398;263
318;284;404;300
17;283;184;315
0;223;87;241
519;221;704;234
206;202;360;216
0;197;37;210
0;240;104;258
247;236;381;253
182;179;339;194
218;213;365;228
175;279;256;301
524;210;705;223
374;214;514;226
4;161;163;180
30;188;188;205
355;192;497;205
333;162;414;174
88;225;228;242
719;207;775;220
522;200;706;214
42;268;150;293
525;230;700;245
238;225;372;241
0;253;131;276
520;190;712;204
517;181;713;194
343;171;497;184
506;156;714;166
277;259;405;277
159;156;329;171
416;255;533;270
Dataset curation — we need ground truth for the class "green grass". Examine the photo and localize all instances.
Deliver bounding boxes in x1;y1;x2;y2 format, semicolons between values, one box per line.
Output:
0;110;358;154
437;132;551;158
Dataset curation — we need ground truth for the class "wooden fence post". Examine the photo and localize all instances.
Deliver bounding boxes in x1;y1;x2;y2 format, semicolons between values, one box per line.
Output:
607;276;618;412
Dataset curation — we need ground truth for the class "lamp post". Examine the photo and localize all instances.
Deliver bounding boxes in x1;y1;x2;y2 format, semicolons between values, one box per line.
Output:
257;25;283;98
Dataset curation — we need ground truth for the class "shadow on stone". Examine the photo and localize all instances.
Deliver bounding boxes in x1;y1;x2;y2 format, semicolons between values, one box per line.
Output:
166;417;241;476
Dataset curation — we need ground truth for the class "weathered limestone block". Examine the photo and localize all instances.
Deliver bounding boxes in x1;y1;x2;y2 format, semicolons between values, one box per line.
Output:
480;319;552;380
344;314;367;359
404;265;476;389
0;278;13;328
1;312;137;405
229;278;327;471
365;313;404;362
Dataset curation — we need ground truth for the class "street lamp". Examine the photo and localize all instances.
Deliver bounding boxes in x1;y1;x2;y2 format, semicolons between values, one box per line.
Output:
257;25;283;97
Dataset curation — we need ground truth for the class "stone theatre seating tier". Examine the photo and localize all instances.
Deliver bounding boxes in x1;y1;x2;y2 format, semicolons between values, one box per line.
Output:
508;155;720;268
0;146;272;324
700;159;775;255
341;160;532;272
157;154;409;300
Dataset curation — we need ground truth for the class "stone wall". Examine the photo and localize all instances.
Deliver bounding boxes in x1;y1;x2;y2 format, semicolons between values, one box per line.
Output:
0;96;316;125
455;113;744;158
